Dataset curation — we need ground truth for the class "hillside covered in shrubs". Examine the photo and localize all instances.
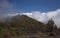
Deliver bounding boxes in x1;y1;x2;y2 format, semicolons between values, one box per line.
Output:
0;15;60;38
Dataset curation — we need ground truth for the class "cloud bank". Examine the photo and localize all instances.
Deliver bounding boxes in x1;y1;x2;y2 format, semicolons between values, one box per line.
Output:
19;9;60;28
7;9;60;28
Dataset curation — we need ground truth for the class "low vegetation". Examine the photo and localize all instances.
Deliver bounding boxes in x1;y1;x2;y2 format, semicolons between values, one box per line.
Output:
0;15;60;38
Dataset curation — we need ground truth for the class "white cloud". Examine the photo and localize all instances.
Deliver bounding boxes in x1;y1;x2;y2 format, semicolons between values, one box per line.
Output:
19;9;60;28
0;9;60;28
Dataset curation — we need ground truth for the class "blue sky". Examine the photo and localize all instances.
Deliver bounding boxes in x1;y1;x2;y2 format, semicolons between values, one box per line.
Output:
8;0;60;12
0;0;60;27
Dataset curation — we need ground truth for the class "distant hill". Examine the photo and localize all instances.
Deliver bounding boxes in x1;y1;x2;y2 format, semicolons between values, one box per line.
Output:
0;15;60;38
10;15;46;33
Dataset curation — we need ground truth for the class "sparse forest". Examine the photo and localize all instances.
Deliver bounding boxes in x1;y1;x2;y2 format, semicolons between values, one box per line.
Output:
0;15;60;38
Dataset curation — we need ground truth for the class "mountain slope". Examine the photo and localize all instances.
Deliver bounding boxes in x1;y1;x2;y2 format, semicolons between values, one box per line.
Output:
0;15;60;38
11;15;46;32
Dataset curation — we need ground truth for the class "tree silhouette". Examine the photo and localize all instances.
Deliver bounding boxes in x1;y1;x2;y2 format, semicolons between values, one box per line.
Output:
46;18;54;32
46;18;58;36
